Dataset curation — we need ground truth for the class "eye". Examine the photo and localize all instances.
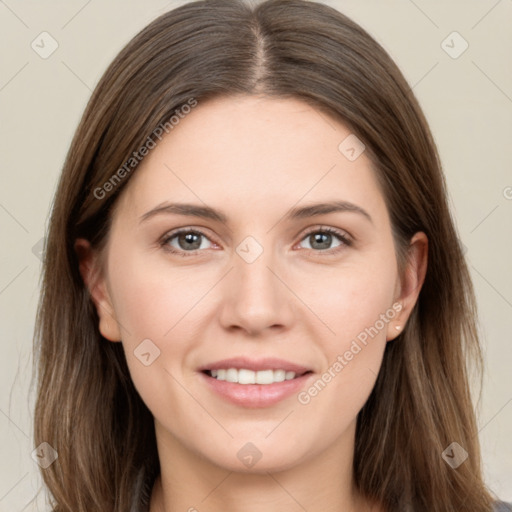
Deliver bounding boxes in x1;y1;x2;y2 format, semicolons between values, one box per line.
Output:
297;227;351;253
160;228;215;256
159;226;352;257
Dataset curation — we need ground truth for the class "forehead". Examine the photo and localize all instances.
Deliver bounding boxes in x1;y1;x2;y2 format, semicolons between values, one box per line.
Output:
115;95;387;226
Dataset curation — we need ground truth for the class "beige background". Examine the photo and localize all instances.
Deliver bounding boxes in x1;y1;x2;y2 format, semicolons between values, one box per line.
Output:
1;0;511;509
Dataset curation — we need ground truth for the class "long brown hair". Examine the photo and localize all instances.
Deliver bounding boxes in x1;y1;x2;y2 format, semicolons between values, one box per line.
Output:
33;0;497;510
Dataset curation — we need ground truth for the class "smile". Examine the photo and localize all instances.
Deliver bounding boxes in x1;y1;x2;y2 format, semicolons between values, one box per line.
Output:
204;368;310;385
200;370;314;408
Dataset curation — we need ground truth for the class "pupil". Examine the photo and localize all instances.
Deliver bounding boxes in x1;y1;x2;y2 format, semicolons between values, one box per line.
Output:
179;232;201;250
311;232;331;250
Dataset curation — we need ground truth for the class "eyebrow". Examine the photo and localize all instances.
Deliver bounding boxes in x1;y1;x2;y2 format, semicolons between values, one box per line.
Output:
139;200;373;225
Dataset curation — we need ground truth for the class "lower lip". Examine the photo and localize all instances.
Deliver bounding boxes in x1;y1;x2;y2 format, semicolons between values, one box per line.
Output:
200;372;314;408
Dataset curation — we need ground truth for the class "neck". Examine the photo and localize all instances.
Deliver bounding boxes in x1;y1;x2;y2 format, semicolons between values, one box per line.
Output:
149;419;379;512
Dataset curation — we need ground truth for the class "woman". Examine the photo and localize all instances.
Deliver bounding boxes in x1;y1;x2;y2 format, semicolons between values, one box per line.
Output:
33;0;511;510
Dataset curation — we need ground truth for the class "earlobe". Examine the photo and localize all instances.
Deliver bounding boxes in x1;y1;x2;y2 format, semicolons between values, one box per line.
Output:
386;232;428;341
74;238;122;342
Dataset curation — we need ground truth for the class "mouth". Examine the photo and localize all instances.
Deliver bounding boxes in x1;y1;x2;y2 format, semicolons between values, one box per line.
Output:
201;368;313;385
197;357;315;408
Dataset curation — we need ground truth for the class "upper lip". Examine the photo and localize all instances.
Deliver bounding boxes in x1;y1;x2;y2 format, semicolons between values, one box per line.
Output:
198;357;312;375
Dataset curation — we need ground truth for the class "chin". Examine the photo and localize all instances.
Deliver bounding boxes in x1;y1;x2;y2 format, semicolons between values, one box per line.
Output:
197;439;310;474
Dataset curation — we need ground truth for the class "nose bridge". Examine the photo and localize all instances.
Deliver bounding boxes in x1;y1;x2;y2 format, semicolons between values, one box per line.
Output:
219;234;292;333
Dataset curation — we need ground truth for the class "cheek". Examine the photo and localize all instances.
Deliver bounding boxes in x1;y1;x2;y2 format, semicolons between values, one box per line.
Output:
106;248;219;402
107;247;213;344
294;251;398;350
293;251;397;411
326;270;396;347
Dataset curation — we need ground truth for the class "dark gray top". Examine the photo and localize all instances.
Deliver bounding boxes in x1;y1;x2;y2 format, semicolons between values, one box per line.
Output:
130;469;512;512
495;502;512;512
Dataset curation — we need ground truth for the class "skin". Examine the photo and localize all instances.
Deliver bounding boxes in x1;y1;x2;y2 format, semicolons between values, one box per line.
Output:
76;95;427;512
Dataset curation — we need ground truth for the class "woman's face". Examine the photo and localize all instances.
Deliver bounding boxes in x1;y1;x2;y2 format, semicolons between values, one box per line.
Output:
85;95;421;473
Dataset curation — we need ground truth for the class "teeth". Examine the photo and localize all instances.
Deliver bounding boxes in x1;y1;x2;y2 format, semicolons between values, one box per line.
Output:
208;368;299;384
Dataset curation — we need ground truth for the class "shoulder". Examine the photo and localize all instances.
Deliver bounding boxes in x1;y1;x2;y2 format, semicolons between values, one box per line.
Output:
494;501;512;512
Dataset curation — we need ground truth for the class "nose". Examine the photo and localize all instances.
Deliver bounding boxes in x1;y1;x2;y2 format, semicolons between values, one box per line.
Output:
218;243;295;336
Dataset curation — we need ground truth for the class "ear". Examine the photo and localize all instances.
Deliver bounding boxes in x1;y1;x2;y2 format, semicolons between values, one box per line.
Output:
74;238;122;342
386;231;428;341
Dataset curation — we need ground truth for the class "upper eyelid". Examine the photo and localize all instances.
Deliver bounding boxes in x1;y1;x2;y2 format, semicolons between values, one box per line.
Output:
161;227;219;244
301;225;351;239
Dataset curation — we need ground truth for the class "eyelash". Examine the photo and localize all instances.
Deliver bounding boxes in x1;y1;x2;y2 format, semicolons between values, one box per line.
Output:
159;226;352;257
